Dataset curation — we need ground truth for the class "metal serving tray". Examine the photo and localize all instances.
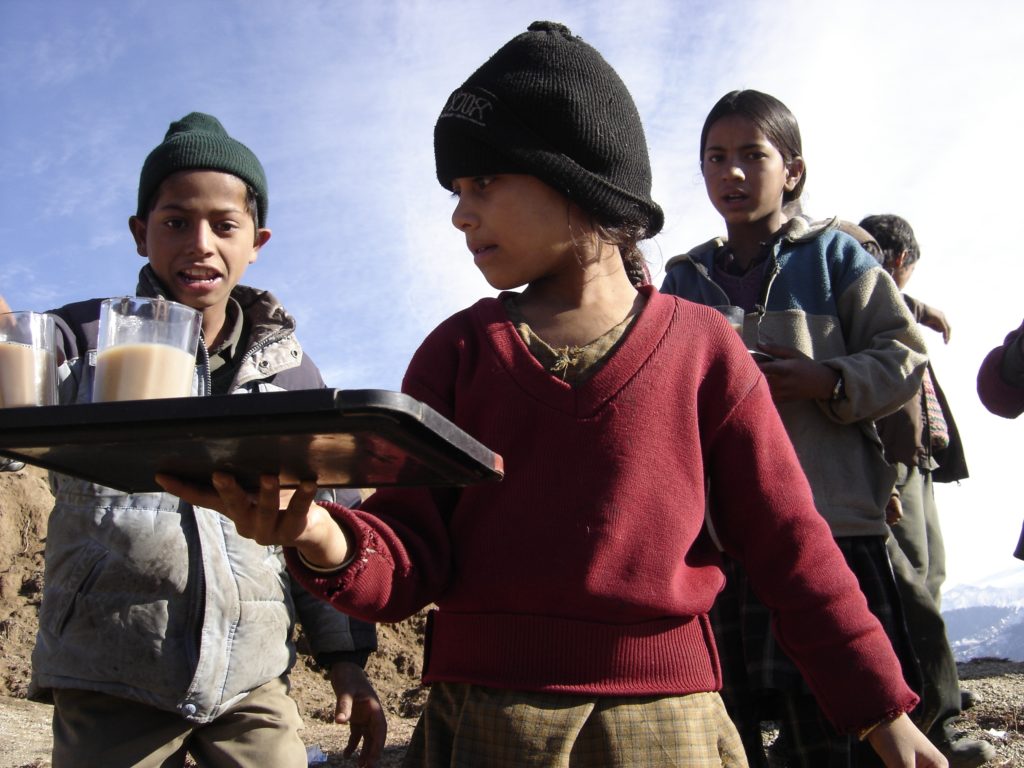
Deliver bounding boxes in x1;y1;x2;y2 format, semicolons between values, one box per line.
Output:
0;388;503;493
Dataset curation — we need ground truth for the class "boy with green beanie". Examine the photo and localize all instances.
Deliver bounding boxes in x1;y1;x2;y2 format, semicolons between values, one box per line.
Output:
15;113;386;767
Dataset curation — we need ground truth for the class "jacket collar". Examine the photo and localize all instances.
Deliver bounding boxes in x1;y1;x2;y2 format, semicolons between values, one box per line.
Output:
135;264;295;356
665;215;838;273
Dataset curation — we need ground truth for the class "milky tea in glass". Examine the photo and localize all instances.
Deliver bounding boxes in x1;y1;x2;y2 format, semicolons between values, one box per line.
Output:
93;297;201;402
0;311;57;407
712;305;746;336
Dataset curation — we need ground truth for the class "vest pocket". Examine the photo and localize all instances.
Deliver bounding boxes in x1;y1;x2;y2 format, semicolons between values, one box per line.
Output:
42;539;108;637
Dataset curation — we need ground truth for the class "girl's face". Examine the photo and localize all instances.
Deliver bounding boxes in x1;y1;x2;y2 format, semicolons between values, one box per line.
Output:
701;114;803;234
450;174;582;291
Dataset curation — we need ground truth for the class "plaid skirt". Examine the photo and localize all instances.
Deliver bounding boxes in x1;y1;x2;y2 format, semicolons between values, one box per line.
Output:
402;683;748;768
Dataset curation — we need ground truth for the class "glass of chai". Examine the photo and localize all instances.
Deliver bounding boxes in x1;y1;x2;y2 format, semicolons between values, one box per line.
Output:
711;305;745;336
711;305;774;362
0;311;58;407
93;297;201;402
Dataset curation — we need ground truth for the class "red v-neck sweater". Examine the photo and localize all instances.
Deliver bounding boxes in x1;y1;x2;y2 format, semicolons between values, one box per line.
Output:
290;286;917;733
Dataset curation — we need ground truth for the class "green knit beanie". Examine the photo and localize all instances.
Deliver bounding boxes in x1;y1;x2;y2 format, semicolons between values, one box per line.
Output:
136;112;269;227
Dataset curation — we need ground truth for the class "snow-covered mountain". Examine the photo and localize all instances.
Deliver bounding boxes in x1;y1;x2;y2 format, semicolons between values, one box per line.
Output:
941;567;1024;662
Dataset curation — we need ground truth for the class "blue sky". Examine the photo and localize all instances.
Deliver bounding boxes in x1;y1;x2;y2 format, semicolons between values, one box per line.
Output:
2;0;1022;587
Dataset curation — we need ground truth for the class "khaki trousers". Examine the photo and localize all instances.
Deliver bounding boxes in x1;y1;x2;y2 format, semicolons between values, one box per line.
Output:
51;676;306;768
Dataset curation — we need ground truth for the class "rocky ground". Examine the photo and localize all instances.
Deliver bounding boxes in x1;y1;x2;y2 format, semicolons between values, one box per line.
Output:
1;464;1021;767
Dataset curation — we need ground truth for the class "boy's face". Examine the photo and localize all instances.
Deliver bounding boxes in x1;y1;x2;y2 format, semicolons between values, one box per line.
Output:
888;252;917;290
128;170;270;314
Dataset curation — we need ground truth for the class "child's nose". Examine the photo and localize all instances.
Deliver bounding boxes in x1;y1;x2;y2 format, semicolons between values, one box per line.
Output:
724;164;744;181
190;222;214;253
451;197;477;231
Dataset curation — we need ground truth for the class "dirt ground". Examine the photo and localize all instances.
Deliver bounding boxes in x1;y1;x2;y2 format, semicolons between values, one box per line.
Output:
1;464;1022;767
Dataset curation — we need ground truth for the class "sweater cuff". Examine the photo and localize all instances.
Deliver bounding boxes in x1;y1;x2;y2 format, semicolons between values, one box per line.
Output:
856;708;904;741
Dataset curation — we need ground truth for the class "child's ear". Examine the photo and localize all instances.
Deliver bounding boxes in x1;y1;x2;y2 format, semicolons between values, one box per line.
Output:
784;157;805;191
128;216;148;258
892;250;909;270
250;227;272;263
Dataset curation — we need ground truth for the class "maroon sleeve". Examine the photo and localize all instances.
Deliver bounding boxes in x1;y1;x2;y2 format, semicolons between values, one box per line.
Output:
284;311;472;622
706;376;918;734
977;319;1024;418
284;485;454;624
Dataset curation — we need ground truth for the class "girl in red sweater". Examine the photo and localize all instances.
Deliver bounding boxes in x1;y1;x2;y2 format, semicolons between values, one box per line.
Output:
163;22;944;768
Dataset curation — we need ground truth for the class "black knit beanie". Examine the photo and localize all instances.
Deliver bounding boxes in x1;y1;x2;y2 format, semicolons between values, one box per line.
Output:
434;21;663;238
136;112;269;227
